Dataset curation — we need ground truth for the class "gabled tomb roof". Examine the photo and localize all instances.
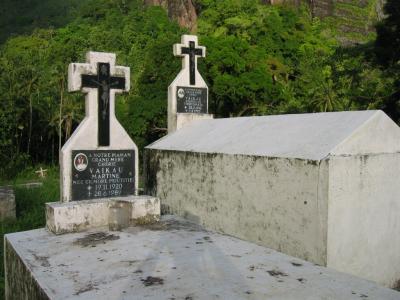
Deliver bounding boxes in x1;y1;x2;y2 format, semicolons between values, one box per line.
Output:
147;110;400;160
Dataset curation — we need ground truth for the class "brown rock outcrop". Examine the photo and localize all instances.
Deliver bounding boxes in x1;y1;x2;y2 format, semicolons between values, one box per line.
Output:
144;0;385;45
144;0;197;32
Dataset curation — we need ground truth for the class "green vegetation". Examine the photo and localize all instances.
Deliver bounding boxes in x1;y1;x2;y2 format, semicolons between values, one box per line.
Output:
0;0;398;177
0;0;399;175
322;0;380;45
0;0;86;43
0;169;59;296
0;0;184;177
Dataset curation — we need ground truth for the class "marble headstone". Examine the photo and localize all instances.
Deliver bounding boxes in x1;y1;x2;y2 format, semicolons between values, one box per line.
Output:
168;35;213;133
61;51;138;202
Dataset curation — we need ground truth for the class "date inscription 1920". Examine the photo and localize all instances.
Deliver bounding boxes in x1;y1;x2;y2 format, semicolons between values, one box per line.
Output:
71;150;135;201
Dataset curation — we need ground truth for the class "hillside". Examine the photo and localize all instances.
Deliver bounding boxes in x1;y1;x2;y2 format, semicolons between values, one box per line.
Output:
0;0;398;177
146;0;385;45
1;0;385;45
313;0;386;45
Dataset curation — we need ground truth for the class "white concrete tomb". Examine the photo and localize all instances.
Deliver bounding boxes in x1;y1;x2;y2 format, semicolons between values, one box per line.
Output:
168;35;213;133
145;110;400;288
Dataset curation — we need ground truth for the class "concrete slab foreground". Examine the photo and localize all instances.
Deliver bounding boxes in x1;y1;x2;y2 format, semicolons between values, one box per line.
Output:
5;216;400;300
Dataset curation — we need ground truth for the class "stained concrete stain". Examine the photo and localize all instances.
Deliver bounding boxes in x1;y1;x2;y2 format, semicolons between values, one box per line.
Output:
135;217;204;232
121;260;138;266
393;279;400;291
267;270;288;277
6;216;400;299
73;232;119;248
74;283;98;295
133;214;160;226
146;149;328;267
31;254;50;268
297;278;306;283
141;276;164;286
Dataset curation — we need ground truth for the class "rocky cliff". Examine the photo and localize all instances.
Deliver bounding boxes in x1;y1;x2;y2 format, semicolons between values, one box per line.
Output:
144;0;197;32
311;0;386;45
145;0;385;44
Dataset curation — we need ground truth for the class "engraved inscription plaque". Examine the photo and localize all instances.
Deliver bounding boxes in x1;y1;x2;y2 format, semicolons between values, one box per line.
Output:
176;86;208;114
71;150;135;201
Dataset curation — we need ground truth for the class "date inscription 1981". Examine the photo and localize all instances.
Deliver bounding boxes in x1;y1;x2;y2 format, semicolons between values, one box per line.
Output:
71;150;135;201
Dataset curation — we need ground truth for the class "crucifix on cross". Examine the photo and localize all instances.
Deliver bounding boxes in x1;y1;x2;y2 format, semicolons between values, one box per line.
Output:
174;37;206;86
81;63;125;146
68;53;129;147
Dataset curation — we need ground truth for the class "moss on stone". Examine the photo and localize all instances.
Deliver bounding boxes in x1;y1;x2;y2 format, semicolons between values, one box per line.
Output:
325;0;380;45
133;214;160;225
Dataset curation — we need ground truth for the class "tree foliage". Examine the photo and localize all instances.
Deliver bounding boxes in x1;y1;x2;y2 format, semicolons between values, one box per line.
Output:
0;0;398;177
374;0;400;122
0;0;183;177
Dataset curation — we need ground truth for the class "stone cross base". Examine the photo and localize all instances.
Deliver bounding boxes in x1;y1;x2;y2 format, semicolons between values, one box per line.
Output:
175;113;213;132
46;196;160;234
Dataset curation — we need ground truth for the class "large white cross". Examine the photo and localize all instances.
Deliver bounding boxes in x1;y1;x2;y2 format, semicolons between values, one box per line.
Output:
173;35;206;86
61;52;138;202
68;52;130;146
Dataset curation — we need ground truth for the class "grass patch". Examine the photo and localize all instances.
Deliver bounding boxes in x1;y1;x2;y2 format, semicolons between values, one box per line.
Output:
0;165;58;186
0;168;59;298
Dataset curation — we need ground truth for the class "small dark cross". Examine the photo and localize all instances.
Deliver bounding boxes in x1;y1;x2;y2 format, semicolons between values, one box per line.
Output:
81;63;125;146
181;41;203;86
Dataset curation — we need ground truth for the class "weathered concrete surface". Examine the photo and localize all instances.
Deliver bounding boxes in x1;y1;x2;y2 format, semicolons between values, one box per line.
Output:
5;216;400;300
330;110;400;156
46;196;160;234
328;153;400;287
4;237;50;300
145;151;329;266
145;110;400;287
0;186;16;220
176;112;213;133
152;110;400;160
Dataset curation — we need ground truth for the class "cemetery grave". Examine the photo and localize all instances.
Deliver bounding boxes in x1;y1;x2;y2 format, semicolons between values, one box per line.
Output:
4;36;400;299
145;109;400;288
47;51;160;234
167;35;213;133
